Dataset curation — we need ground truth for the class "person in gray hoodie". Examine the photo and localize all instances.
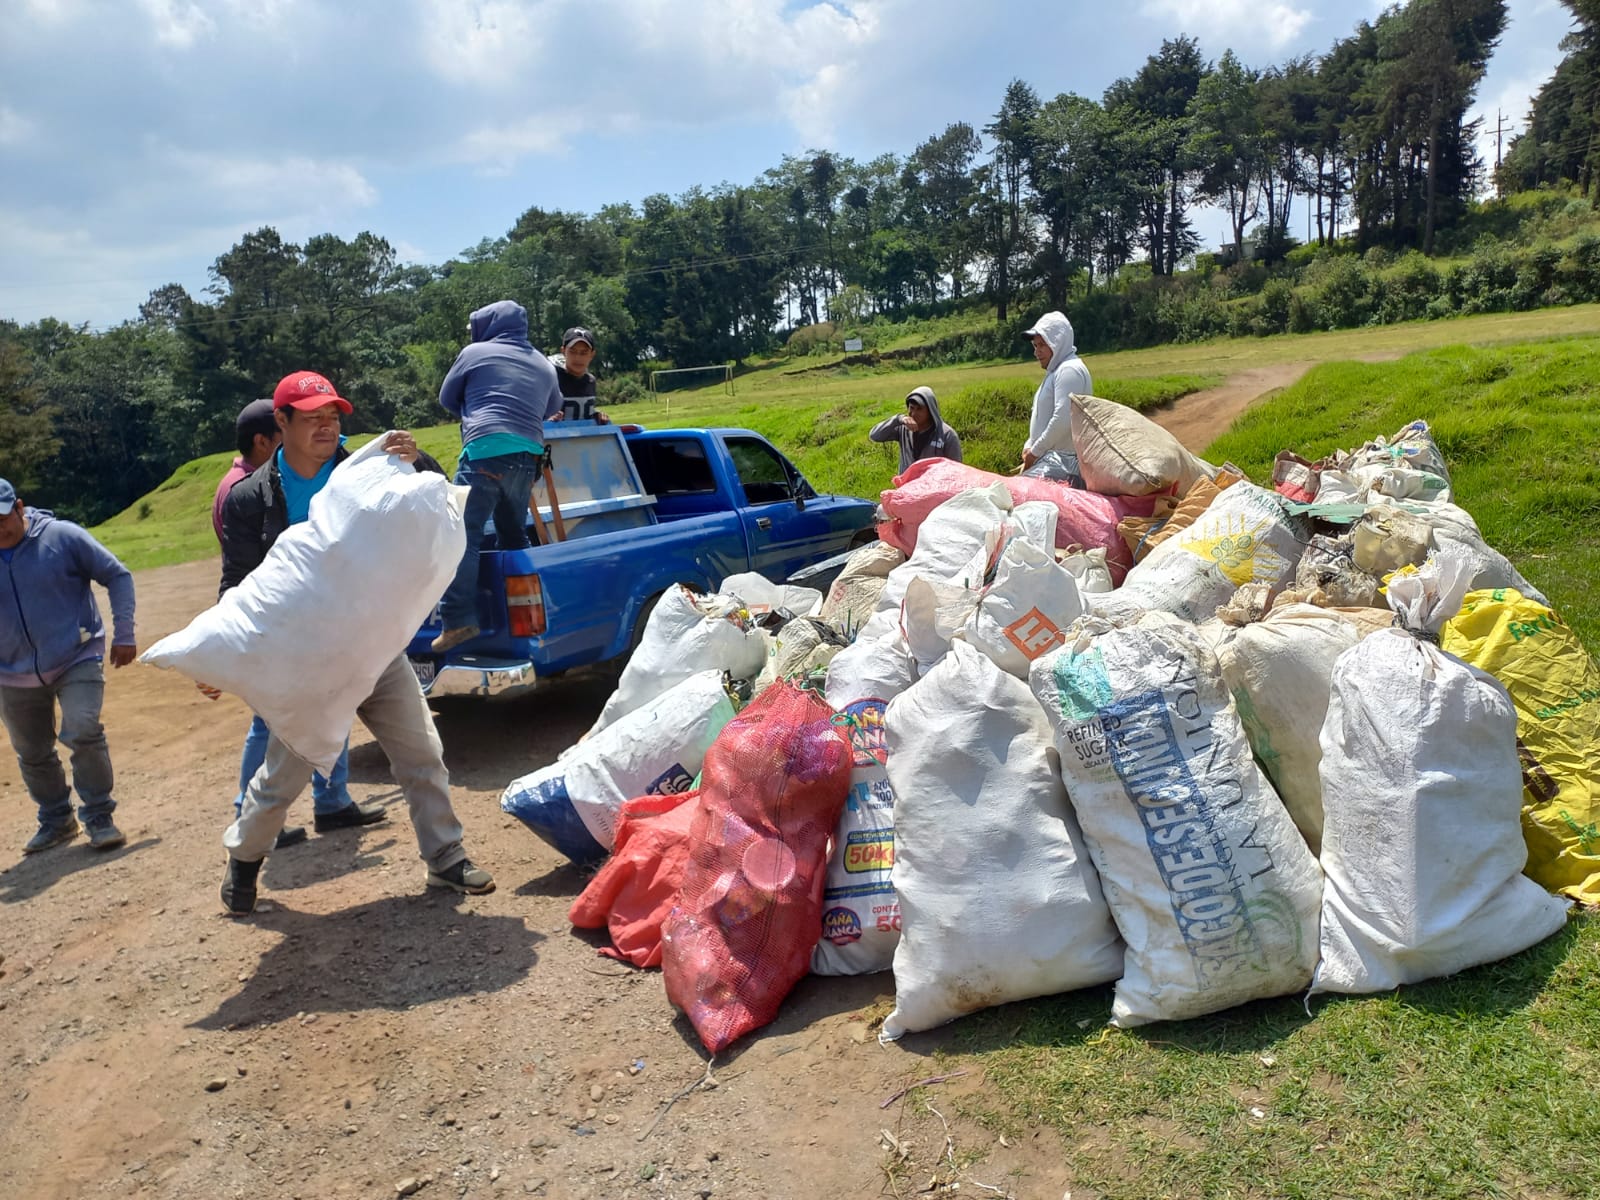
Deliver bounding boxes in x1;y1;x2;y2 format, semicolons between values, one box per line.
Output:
1021;310;1093;478
433;300;564;652
868;385;963;474
0;477;133;854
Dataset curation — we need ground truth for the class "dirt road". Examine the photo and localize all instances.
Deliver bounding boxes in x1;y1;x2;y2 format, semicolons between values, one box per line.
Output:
1148;362;1311;452
0;370;1293;1200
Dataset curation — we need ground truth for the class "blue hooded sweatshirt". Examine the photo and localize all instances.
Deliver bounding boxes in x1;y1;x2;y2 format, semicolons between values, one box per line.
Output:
438;300;564;455
0;509;135;688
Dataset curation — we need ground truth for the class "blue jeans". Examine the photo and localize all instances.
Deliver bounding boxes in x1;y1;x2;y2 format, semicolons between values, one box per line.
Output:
234;714;350;817
0;659;115;827
438;451;541;629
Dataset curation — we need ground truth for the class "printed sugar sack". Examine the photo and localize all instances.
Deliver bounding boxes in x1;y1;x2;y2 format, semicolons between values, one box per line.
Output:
141;438;464;772
1030;614;1323;1027
502;671;736;862
587;585;766;738
880;640;1123;1039
1213;605;1369;854
964;536;1087;680
1113;483;1311;624
812;632;919;975
1314;559;1570;996
1444;589;1600;904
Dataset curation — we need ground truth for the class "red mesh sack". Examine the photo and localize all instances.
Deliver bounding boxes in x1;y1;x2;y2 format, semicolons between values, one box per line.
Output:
875;457;1171;583
660;681;852;1053
569;790;703;969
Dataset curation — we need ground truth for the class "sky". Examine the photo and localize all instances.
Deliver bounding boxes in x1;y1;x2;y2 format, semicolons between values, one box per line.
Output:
0;0;1576;330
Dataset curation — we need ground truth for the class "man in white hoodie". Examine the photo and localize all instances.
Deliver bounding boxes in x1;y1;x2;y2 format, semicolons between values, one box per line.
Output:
1021;311;1092;478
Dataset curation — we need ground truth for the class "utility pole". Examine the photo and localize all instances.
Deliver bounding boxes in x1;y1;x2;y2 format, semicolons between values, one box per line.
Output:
1494;109;1513;198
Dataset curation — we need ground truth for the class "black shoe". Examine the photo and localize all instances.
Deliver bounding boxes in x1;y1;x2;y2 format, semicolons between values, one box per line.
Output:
84;816;126;851
274;825;308;849
23;818;80;854
221;857;264;916
426;858;496;895
313;802;387;833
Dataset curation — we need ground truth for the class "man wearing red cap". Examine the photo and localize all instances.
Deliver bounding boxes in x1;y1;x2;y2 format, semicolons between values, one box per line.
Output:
215;371;494;915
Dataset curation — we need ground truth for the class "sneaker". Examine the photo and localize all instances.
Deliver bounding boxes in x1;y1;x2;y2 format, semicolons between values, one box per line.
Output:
84;816;126;851
23;818;80;854
426;858;496;895
220;857;263;916
430;625;480;654
313;802;388;833
274;825;308;849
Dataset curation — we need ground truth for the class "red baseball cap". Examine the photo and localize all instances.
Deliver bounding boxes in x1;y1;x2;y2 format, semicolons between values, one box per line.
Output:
272;371;353;414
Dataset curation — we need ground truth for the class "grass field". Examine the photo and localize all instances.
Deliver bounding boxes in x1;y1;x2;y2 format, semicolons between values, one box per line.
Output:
86;309;1600;1197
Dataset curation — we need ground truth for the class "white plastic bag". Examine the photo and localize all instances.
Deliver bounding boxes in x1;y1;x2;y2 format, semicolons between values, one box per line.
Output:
1060;546;1114;594
502;670;736;861
142;438;465;772
1030;614;1323;1027
1313;557;1570;995
716;571;822;619
812;633;919;976
588;586;766;737
881;640;1123;1038
1213;604;1365;854
964;537;1086;680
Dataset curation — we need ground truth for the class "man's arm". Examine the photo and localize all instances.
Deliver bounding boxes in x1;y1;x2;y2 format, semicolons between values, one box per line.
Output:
944;427;963;463
868;415;904;443
68;527;136;664
219;480;268;597
438;352;469;418
542;371;564;421
1026;372;1077;458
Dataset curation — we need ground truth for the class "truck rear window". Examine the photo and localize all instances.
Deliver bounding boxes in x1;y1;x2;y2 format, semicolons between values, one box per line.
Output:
631;438;717;496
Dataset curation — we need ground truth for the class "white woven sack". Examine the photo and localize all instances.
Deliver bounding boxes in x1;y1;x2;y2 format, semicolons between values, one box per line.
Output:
881;640;1123;1038
542;670;734;850
820;541;905;635
876;484;1013;614
1313;559;1569;995
1071;393;1212;497
812;633;919;975
900;576;980;676
588;586;766;737
142;438;465;772
1213;604;1367;854
1117;483;1311;623
965;537;1086;680
716;571;822;618
1030;615;1323;1027
1061;547;1114;594
1410;500;1550;606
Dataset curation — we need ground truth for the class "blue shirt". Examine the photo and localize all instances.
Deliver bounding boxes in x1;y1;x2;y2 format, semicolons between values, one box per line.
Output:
276;443;342;525
0;547;13;563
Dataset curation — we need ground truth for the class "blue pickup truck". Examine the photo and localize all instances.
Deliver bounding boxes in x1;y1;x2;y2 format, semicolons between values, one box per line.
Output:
406;423;877;697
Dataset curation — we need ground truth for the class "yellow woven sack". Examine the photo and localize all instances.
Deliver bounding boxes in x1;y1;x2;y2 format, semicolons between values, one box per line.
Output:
1442;588;1600;903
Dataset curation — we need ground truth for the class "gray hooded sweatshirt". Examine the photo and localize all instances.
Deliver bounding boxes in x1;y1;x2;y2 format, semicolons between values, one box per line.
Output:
869;385;963;472
1025;311;1093;458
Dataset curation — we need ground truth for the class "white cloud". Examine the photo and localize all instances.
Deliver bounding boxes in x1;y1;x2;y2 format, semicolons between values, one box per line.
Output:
416;0;549;86
154;146;379;217
1139;0;1313;55
0;106;34;146
137;0;217;47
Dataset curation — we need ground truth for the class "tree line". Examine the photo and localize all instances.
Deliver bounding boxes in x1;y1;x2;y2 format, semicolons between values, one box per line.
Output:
1;0;1511;525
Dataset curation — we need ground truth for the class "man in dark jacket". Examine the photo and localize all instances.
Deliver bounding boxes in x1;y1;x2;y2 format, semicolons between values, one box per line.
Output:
432;300;564;653
216;371;493;915
0;477;133;853
868;385;963;473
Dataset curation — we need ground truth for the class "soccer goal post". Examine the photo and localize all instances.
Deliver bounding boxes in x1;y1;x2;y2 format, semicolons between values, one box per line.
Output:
649;362;735;399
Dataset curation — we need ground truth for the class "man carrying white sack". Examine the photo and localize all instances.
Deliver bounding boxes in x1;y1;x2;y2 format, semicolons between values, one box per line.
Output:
1021;310;1093;480
216;370;495;915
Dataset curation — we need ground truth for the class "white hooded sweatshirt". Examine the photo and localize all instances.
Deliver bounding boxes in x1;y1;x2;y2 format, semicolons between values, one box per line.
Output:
1025;311;1093;458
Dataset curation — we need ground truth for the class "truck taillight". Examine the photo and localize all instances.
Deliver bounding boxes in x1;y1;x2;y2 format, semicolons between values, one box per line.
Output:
506;573;546;637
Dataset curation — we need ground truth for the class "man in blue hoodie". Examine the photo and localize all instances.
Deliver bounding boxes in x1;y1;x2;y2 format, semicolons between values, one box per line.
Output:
0;477;134;853
432;300;564;653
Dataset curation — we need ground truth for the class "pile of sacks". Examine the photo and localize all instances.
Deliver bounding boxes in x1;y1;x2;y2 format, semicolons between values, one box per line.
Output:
503;396;1598;1050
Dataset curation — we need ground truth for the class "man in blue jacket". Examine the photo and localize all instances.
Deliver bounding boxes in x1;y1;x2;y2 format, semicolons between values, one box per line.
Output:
0;477;134;853
432;299;563;653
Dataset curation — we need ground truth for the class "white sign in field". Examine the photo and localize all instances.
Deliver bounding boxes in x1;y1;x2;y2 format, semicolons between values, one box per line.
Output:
844;337;863;352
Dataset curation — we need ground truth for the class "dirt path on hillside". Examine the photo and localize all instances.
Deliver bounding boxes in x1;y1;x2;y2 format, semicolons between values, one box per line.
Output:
1149;353;1406;454
0;561;1080;1200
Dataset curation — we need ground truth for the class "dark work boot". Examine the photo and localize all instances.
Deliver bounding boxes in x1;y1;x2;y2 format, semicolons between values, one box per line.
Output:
220;857;264;916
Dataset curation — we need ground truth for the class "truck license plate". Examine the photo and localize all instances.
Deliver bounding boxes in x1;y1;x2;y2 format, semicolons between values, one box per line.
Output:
410;658;437;687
